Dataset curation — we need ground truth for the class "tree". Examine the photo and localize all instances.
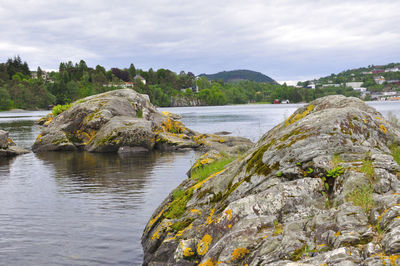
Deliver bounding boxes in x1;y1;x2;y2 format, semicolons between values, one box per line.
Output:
128;63;136;79
0;87;11;110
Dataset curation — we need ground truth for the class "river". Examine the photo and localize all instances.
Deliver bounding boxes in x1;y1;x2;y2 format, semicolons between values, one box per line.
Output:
0;101;399;265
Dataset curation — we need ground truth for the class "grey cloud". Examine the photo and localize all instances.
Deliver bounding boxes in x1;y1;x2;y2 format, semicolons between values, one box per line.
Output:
0;0;399;81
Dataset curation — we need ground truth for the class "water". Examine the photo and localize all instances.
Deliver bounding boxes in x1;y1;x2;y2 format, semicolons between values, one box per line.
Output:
0;102;399;265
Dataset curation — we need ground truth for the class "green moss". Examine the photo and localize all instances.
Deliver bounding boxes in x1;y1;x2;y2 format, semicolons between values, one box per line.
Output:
273;220;283;235
210;192;223;203
137;109;143;118
164;188;194;219
246;139;276;175
171;218;194;231
196;188;212;200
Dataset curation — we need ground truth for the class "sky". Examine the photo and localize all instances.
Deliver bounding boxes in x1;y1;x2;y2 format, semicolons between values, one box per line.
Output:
0;0;399;83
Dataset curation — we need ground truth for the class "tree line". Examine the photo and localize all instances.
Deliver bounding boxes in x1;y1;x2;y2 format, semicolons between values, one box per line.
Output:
0;56;361;111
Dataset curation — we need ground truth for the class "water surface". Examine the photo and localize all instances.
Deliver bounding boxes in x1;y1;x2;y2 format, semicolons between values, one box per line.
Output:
0;101;399;265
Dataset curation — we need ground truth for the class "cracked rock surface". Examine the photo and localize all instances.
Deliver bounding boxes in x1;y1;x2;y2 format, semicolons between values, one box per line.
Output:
142;95;400;265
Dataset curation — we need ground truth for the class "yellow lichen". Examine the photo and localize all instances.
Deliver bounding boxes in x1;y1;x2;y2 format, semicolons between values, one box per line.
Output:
151;220;172;240
285;104;314;127
206;209;215;225
227;224;232;229
334;231;341;237
147;207;166;230
36;134;43;142
191;209;202;215
165;224;193;241
184;247;194;257
193;169;226;190
198;259;216;266
218;138;226;143
225;209;232;221
197;234;213;255
232;248;250;261
379;124;387;134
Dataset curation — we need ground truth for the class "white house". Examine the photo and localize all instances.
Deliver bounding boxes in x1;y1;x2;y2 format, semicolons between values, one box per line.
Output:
374;76;385;85
134;75;146;84
345;82;363;88
353;87;367;92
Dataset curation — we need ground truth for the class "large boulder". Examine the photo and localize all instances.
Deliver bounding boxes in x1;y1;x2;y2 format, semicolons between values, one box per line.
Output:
142;95;400;265
0;130;29;157
32;89;252;155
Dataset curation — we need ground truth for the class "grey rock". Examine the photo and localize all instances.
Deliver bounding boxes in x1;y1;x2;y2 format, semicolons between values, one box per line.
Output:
0;130;29;157
32;89;253;154
142;95;400;265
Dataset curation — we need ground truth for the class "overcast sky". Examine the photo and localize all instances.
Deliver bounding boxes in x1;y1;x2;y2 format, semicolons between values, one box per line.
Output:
0;0;399;82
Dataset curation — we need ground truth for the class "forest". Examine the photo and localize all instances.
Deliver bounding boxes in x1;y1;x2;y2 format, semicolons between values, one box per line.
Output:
0;56;361;111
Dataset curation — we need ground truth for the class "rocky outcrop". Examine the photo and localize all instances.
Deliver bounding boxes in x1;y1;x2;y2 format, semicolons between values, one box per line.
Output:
0;130;29;157
142;95;400;265
170;96;205;107
32;89;252;155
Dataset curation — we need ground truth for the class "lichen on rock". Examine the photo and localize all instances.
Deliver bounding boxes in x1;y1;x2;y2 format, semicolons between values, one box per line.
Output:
32;89;253;154
142;95;400;265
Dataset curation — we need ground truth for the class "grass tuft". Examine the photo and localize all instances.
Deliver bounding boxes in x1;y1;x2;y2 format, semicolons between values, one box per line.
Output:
191;157;234;182
346;184;374;213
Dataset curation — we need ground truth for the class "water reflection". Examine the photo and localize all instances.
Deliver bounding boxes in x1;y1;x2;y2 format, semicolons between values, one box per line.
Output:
36;152;157;194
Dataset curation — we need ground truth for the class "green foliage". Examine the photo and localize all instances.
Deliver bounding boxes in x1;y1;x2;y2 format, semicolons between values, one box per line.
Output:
190;157;234;182
0;87;11;110
52;103;73;116
326;166;344;179
346;184;374;212
276;171;283;177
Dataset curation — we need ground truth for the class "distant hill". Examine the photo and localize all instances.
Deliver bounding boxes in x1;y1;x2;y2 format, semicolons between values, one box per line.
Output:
199;69;276;83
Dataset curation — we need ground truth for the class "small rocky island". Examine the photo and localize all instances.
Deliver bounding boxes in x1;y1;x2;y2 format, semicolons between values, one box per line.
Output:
0;130;29;157
142;95;400;265
32;89;252;155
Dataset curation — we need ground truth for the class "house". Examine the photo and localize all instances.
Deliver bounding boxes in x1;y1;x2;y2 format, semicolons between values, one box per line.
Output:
372;69;385;74
385;67;399;72
322;84;341;87
306;83;315;89
123;82;133;88
353;87;367;92
373;76;385;85
31;70;49;80
134;75;146;84
345;82;363;89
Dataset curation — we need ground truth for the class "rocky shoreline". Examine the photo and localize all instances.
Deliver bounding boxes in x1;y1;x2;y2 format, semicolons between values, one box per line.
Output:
0;130;29;157
141;95;400;265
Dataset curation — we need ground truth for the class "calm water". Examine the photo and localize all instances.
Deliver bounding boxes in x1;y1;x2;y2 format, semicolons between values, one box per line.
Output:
0;102;399;265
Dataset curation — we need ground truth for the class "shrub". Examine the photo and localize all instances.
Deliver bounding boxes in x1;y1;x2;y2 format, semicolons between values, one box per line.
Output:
52;103;73;116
